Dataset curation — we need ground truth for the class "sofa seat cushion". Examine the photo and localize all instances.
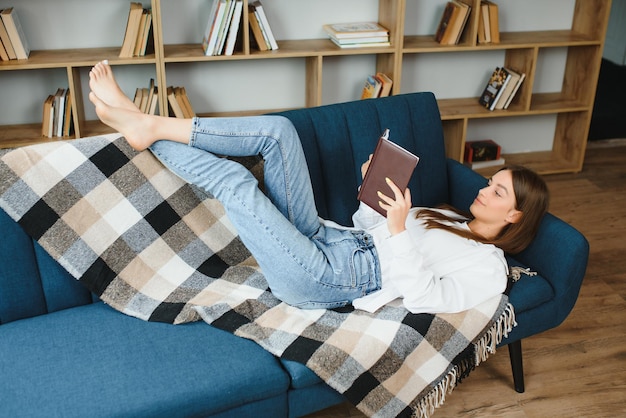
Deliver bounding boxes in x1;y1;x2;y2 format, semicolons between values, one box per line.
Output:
0;302;289;418
280;359;322;389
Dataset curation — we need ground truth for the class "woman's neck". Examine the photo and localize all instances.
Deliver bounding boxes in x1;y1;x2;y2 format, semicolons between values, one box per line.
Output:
467;219;500;240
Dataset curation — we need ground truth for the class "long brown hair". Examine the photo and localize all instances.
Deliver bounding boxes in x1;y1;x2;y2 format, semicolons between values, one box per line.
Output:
416;165;549;254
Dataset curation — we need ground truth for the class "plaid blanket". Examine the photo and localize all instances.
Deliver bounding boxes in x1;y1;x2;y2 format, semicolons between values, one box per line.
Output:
0;134;515;418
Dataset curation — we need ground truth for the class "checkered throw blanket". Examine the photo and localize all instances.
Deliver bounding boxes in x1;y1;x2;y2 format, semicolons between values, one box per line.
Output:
0;134;515;418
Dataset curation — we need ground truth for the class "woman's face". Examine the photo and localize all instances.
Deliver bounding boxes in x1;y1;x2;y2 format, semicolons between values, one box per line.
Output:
470;169;521;227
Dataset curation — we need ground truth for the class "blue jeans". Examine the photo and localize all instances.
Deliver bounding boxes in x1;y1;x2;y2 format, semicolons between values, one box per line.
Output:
150;115;381;309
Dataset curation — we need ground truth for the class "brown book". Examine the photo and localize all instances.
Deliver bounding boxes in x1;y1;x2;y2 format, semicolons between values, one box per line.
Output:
0;7;29;60
376;72;393;97
484;0;499;43
358;129;419;217
119;2;143;58
167;87;185;118
248;5;268;51
434;2;455;43
0;20;10;61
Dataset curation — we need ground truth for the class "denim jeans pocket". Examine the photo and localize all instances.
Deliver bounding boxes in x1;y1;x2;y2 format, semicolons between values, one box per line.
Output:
312;227;380;294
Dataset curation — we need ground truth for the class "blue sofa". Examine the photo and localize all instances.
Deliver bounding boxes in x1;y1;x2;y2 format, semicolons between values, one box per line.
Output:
0;92;588;417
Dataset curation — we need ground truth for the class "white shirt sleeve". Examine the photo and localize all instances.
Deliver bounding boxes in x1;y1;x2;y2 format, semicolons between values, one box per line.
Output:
352;202;386;230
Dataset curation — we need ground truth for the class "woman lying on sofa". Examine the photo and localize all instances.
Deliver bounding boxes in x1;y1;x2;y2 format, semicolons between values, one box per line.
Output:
87;61;549;314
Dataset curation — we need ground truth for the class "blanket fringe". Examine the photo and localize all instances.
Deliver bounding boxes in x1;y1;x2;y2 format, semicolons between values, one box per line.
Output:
411;303;517;418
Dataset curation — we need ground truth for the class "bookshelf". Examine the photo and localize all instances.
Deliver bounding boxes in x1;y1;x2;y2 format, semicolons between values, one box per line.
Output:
0;0;612;175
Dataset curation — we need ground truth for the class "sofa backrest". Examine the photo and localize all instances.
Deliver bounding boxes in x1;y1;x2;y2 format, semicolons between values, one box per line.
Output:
0;92;448;323
276;92;449;226
0;207;93;324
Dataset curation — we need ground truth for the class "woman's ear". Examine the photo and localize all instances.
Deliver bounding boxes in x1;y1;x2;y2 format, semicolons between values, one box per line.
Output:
506;209;523;224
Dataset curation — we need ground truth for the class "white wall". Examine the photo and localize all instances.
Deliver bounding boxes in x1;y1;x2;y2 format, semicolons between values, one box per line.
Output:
0;0;577;154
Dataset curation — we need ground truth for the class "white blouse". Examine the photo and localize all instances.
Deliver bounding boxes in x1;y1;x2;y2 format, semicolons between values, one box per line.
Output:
348;203;508;314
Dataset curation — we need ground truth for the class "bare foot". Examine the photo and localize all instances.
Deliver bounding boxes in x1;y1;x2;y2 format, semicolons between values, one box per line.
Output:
89;92;156;151
89;60;140;112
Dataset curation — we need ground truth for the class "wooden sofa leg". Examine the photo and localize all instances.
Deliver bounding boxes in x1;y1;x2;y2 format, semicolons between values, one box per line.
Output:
508;339;525;393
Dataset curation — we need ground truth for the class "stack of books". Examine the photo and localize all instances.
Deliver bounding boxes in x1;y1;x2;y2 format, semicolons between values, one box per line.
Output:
0;7;30;60
464;139;505;169
477;0;500;44
167;87;195;119
434;1;471;45
323;22;390;49
202;0;245;56
42;89;73;139
248;1;278;51
360;73;393;99
478;66;526;111
133;79;159;115
119;2;153;58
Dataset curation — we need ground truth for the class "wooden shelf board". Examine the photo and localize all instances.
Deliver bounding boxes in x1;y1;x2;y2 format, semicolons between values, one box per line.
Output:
473;151;581;176
0;48;157;71
164;39;395;62
0;123;72;149
437;94;588;120
403;30;599;52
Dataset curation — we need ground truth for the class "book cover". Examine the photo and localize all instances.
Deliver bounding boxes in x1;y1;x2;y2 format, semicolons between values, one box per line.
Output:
503;72;526;109
252;1;278;50
167;87;185;118
41;95;54;138
248;4;268;51
446;1;471;45
495;67;521;110
148;86;159;115
434;2;455;43
479;2;491;43
133;9;149;57
358;129;419;217
376;72;393;98
328;34;390;45
215;0;237;55
203;0;228;55
478;67;510;111
484;0;500;43
119;3;143;58
0;15;13;60
62;90;73;138
360;75;381;99
323;22;389;39
0;7;30;60
439;1;469;45
329;38;390;49
224;1;243;56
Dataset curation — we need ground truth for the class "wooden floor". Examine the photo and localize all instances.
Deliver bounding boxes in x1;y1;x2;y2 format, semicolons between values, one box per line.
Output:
306;140;626;418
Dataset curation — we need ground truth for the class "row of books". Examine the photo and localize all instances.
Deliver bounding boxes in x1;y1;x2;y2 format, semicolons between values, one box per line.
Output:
478;1;500;44
0;7;30;61
248;1;278;52
323;22;390;49
203;0;243;56
133;79;195;118
167;86;195;118
464;139;505;169
478;66;526;111
360;73;393;99
434;1;471;45
133;79;159;115
119;2;154;58
42;89;73;138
